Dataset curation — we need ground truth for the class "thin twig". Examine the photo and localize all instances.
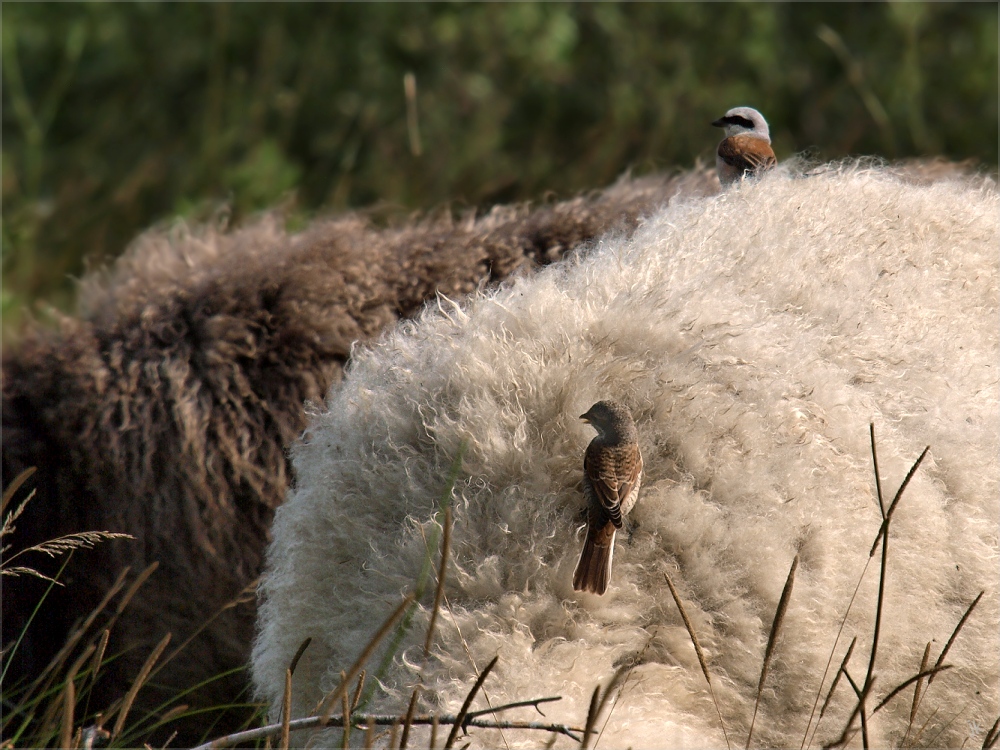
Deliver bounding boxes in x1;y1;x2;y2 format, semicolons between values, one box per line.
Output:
466;696;560;720
190;712;583;750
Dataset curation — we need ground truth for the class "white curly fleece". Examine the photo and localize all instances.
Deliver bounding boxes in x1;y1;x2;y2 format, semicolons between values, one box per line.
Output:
253;162;999;748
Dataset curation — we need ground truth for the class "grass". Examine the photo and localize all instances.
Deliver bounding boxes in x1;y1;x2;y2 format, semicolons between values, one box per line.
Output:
2;425;996;749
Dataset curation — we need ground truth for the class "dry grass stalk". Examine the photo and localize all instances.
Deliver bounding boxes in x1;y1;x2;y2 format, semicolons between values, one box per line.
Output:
429;714;438;749
27;566;132;708
1;466;36;516
110;631;171;741
664;571;731;750
388;717;400;749
746;554;799;750
928;591;984;687
59;679;75;750
156;705;190;725
114;562;160;615
580;666;628;750
2;530;133;582
924;703;974;749
443;654;498;749
857;444;929;750
982;716;1000;749
801;561;875;750
280;668;292;750
84;628;111;699
340;672;351;749
59;644;96;750
148;576;259;690
906;641;932;738
822;676;876;750
868;423;885;516
364;719;376;749
400;688;419;749
317;594;414;725
580;685;601;750
872;665;952;715
290;637;312;676
424;506;452;658
819;636;857;723
351;670;366;712
869;445;929;558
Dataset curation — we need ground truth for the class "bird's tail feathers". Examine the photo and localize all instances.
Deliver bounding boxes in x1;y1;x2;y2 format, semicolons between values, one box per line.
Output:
573;523;616;595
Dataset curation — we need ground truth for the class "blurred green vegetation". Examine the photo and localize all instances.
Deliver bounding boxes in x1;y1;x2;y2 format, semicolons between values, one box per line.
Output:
2;2;997;335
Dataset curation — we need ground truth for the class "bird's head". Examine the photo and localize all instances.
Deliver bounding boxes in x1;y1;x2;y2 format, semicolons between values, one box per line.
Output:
711;106;771;142
580;400;637;440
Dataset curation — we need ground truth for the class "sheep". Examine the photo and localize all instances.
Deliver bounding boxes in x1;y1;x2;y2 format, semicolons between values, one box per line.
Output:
0;167;716;740
252;160;998;748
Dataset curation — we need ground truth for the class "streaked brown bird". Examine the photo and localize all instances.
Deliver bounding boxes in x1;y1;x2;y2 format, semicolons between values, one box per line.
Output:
573;400;643;595
711;106;777;186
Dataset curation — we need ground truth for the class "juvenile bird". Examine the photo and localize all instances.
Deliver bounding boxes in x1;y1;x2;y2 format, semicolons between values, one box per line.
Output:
573;400;643;595
711;106;777;186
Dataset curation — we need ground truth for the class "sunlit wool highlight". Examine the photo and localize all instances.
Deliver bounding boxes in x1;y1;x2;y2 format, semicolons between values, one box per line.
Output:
253;162;998;748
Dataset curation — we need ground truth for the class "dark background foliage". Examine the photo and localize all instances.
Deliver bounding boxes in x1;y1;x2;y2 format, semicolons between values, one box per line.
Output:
2;2;997;336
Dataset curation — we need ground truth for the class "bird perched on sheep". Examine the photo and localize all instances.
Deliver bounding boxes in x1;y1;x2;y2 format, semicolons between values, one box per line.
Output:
573;399;643;596
252;160;998;748
712;106;777;185
0;167;716;741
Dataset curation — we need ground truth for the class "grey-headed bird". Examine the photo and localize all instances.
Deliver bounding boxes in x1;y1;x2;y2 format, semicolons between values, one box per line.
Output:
573;400;643;595
711;106;777;186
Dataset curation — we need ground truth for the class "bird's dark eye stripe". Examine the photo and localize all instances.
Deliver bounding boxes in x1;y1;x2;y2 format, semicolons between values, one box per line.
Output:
725;115;756;129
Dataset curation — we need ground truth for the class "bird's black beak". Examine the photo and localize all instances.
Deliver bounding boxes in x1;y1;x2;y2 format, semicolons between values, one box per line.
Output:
711;117;726;128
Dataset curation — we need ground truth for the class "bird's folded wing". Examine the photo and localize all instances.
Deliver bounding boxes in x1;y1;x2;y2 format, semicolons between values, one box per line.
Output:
718;135;777;174
585;446;642;528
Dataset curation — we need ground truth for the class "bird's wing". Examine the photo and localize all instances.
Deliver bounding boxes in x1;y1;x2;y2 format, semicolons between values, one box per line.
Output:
585;444;643;529
718;135;777;175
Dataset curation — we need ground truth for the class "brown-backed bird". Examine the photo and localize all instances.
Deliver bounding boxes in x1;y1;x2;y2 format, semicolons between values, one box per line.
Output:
711;106;777;186
573;400;643;595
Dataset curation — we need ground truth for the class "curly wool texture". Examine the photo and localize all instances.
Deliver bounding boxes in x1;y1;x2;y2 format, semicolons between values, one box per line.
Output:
254;162;999;748
1;168;716;738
